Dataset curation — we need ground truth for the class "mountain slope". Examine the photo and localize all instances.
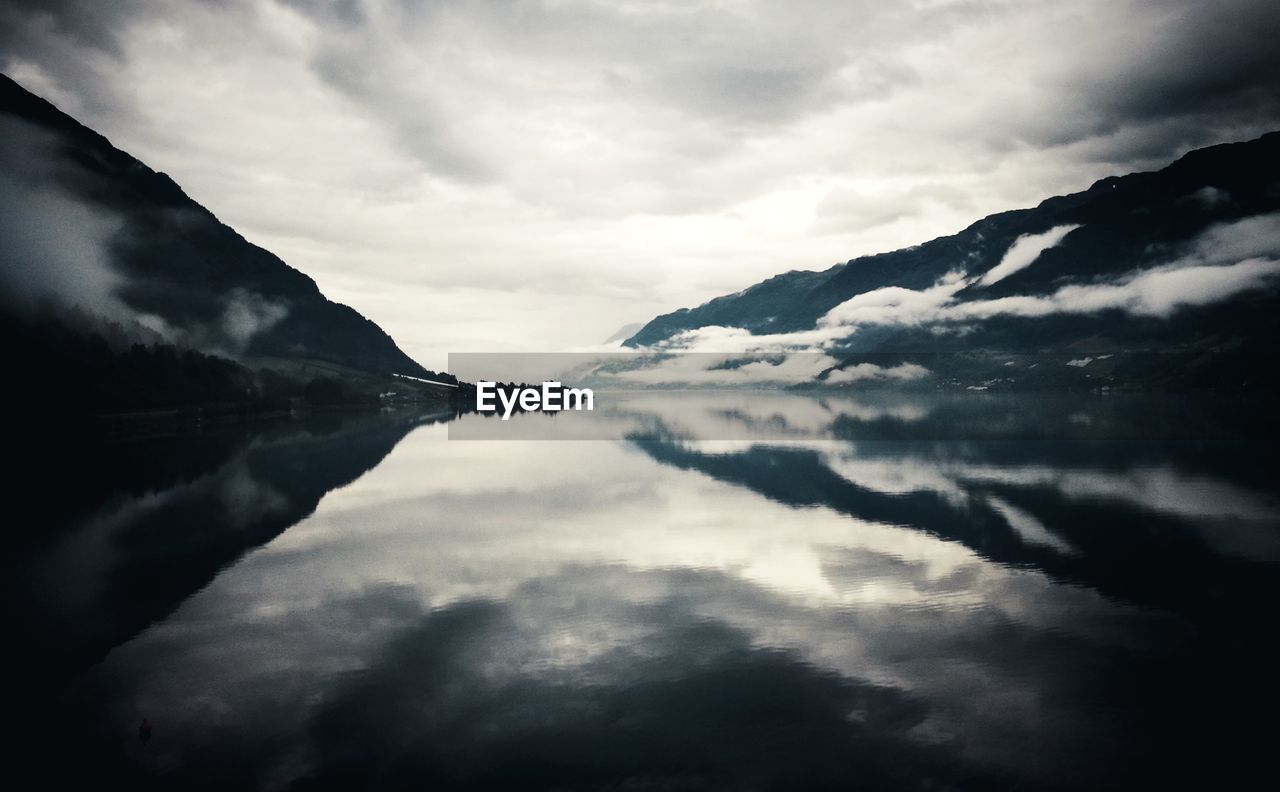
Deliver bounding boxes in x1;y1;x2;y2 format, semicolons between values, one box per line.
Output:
0;73;438;384
624;133;1280;389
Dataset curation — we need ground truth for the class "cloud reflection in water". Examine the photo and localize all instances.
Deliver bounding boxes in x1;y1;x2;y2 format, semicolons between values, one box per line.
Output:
30;393;1280;790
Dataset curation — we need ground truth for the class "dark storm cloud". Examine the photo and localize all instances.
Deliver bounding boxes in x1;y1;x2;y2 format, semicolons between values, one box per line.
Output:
1018;0;1280;161
1093;0;1280;123
0;0;137;53
0;0;140;115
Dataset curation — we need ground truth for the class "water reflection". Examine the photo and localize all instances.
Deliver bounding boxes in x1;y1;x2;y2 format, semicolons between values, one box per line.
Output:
11;394;1279;790
6;411;443;700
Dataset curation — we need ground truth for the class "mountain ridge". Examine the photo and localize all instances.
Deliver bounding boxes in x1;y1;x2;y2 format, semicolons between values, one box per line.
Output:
0;73;463;417
624;131;1280;373
0;72;436;381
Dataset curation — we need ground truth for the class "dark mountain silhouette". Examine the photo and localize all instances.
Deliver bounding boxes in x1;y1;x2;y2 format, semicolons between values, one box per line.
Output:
624;392;1280;791
0;73;459;414
625;133;1280;389
4;409;447;731
4;408;459;788
628;391;1278;623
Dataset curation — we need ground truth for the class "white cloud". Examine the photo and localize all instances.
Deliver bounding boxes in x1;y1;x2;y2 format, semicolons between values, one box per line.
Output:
818;213;1280;328
957;257;1280;320
976;224;1080;287
601;351;841;386
819;270;969;327
219;289;290;351
653;324;845;353
1186;211;1280;264
824;362;929;384
1187;186;1230;208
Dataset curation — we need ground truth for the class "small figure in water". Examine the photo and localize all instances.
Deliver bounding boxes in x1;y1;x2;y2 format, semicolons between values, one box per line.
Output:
139;718;152;746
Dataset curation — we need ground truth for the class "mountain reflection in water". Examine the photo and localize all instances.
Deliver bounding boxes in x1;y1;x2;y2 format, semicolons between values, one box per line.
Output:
8;393;1278;790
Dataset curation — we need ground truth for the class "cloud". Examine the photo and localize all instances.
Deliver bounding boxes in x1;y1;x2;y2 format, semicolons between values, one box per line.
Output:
1031;0;1280;152
1186;210;1280;263
601;351;840;387
0;0;137;53
1066;356;1109;368
496;346;933;389
976;224;1080;287
824;361;929;384
3;1;1280;363
0;117;125;319
819;270;969;328
819;212;1280;327
0;0;142;117
653;324;840;353
1;115;294;354
219;289;289;351
1187;186;1230;209
0;172;123;317
812;182;974;235
947;257;1279;321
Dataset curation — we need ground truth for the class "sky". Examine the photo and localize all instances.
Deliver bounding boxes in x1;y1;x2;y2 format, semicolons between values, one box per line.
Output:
3;0;1280;370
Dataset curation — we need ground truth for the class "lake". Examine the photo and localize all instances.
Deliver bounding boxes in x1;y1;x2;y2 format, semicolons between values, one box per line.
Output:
9;392;1279;790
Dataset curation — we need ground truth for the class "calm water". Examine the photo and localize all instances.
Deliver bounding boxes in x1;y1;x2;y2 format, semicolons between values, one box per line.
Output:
8;393;1279;790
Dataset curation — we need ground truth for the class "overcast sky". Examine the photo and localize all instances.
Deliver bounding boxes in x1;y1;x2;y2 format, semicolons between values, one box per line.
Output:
3;0;1279;369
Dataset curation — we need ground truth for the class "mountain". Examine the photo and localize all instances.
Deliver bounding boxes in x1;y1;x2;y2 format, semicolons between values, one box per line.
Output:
625;133;1280;390
0;73;457;416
